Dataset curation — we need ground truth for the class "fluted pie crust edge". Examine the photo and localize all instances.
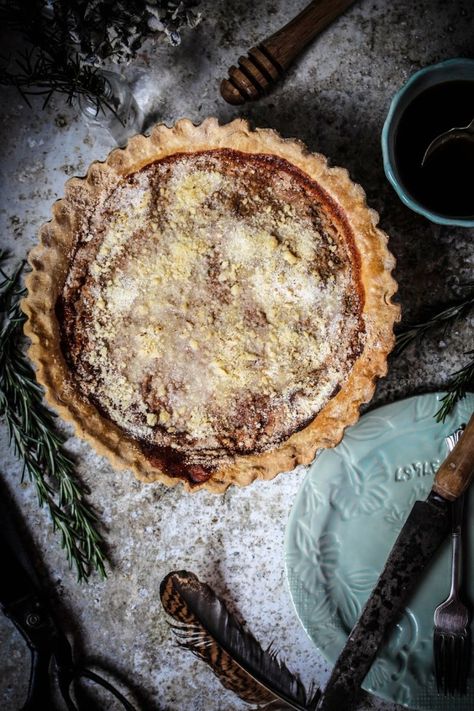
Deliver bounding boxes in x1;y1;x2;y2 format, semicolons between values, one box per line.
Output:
22;118;400;493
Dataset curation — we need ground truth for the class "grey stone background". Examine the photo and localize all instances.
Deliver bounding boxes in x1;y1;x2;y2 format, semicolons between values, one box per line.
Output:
0;1;473;709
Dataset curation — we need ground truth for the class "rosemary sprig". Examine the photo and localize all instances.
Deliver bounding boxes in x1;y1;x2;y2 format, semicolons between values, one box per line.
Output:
435;354;474;423
394;288;474;356
395;287;474;420
0;1;120;117
0;251;107;582
1;46;119;116
0;1;201;113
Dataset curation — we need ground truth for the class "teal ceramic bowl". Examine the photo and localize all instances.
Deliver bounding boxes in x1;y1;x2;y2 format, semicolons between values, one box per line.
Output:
382;58;474;228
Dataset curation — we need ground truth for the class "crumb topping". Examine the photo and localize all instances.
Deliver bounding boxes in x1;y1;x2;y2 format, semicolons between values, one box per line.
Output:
59;149;365;480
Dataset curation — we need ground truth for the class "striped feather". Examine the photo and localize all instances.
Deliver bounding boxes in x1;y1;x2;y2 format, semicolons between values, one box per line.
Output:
160;570;320;710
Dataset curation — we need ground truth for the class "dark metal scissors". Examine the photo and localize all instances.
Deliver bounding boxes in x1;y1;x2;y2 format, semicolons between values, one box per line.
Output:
0;494;138;711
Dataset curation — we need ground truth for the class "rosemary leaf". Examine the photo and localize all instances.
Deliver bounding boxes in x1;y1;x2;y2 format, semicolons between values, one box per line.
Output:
435;353;474;423
0;252;108;582
394;289;474;356
394;286;473;420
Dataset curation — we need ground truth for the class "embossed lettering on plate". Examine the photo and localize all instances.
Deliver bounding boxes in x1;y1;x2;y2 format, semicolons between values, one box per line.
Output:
394;460;441;483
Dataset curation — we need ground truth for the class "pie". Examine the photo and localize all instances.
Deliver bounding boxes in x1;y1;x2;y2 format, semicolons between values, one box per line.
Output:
23;118;399;492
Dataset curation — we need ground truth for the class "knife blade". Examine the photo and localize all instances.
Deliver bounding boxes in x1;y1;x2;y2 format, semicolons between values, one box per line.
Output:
316;411;474;711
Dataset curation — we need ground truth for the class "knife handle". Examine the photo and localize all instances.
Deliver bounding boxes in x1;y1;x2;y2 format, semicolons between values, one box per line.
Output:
433;412;474;501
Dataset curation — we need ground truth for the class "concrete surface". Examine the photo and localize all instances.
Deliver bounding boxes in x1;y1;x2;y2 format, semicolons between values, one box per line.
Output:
0;1;473;709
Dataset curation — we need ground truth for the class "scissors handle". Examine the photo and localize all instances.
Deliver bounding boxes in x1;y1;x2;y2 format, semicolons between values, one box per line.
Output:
0;494;138;711
22;648;53;711
79;669;138;710
2;588;58;710
57;665;139;711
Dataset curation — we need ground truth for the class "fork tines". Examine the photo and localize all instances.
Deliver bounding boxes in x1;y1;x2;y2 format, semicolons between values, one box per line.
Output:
433;628;471;695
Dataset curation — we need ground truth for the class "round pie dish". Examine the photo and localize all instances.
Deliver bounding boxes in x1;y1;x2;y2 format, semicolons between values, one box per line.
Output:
23;118;400;492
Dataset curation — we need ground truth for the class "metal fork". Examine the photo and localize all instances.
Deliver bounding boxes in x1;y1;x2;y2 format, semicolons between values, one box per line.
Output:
433;426;471;695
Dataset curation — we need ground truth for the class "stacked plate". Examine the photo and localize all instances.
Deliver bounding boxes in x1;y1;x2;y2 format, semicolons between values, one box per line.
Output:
285;393;474;711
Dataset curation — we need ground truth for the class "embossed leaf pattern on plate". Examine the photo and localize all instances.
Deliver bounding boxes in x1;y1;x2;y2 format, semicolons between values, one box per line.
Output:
330;462;389;520
289;526;340;592
343;416;393;442
413;397;439;425
307;593;342;649
313;621;340;650
456;397;474;426
412;480;433;501
332;567;379;631
409;637;435;688
385;608;420;683
304;565;379;635
299;478;327;519
365;658;391;689
384;489;418;529
285;393;474;711
395;684;412;706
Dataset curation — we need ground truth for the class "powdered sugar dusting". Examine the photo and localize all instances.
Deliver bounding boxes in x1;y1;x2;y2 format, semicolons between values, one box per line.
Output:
61;150;365;467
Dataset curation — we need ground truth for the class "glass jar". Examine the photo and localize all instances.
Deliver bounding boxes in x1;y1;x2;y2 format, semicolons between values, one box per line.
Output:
77;70;142;146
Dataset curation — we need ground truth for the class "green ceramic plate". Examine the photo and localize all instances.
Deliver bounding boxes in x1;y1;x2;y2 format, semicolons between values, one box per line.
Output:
285;393;474;710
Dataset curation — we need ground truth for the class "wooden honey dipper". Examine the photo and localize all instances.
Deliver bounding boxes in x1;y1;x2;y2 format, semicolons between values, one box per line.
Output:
220;0;356;105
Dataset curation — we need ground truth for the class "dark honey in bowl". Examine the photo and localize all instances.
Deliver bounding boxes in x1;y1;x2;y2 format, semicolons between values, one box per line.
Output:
395;80;474;219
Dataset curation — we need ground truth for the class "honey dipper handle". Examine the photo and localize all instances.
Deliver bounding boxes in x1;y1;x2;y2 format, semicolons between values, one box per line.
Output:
220;0;356;105
264;0;356;70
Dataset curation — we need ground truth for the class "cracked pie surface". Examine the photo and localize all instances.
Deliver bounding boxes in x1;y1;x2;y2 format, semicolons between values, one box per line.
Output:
23;119;399;492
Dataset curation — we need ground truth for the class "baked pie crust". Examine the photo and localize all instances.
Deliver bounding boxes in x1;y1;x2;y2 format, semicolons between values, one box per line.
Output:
23;118;399;492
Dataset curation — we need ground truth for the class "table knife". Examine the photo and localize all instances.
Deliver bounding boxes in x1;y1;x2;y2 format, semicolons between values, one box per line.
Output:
316;411;474;711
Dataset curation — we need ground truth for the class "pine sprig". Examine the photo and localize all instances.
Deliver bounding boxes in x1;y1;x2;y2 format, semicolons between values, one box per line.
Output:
394;287;474;421
0;251;107;582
